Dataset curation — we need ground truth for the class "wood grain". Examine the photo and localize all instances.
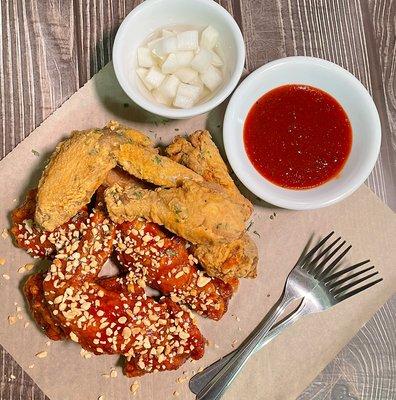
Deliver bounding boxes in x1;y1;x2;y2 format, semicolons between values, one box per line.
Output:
0;1;394;399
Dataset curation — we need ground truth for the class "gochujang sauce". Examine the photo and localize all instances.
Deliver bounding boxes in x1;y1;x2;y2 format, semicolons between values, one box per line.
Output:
243;84;352;189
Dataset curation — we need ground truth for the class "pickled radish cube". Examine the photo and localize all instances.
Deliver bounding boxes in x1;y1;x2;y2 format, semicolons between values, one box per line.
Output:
176;51;194;67
152;88;172;106
211;51;223;67
200;26;219;50
145;67;166;88
136;68;153;90
147;37;162;50
177;31;199;51
161;53;179;74
199;85;211;101
201;65;222;91
175;67;198;83
190;48;213;73
152;36;178;58
162;29;175;37
159;75;180;99
137;47;154;68
173;83;201;108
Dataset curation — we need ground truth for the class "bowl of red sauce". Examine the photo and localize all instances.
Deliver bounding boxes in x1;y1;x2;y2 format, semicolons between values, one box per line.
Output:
224;57;381;210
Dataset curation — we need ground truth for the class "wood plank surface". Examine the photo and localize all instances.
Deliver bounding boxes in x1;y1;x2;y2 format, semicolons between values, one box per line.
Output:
0;0;394;399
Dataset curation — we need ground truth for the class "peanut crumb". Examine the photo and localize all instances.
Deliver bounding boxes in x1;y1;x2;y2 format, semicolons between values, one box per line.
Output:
28;364;34;369
24;322;30;328
10;374;16;380
110;369;117;378
173;391;180;397
197;366;204;373
1;229;8;239
2;274;10;280
0;258;5;266
35;351;47;358
98;396;104;400
130;381;140;395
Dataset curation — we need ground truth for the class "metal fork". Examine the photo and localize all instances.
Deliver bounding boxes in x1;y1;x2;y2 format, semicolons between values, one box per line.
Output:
191;232;383;400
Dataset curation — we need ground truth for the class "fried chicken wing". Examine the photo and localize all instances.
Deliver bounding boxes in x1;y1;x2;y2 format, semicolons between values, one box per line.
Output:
166;130;252;216
35;123;153;232
115;142;202;187
105;181;247;245
166;131;258;280
115;220;233;320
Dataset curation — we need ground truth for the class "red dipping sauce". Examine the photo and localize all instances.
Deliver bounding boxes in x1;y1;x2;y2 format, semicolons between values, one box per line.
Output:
243;84;352;189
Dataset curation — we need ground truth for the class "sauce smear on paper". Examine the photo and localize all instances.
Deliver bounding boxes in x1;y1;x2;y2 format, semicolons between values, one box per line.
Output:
243;84;352;189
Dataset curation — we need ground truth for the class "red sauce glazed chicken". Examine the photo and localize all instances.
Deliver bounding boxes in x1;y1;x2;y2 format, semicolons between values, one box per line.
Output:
12;190;206;376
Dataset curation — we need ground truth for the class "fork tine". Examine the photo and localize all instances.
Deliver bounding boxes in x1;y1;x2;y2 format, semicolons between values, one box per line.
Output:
331;271;379;296
335;278;383;302
317;245;352;279
326;266;375;290
306;237;342;273
324;259;370;283
300;231;334;268
310;239;345;275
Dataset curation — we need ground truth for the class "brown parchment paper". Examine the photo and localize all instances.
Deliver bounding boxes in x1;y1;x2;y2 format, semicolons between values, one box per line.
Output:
0;63;395;400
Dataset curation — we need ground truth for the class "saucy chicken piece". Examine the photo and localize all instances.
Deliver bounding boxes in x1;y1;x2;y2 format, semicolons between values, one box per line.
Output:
115;142;202;187
24;272;66;341
11;189;89;258
105;180;247;245
41;207;205;376
115;220;233;320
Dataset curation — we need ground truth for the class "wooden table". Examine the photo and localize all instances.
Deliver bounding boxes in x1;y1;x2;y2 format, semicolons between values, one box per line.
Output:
0;1;394;399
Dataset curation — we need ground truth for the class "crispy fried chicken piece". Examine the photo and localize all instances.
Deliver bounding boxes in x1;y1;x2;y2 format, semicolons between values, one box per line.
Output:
166;131;258;280
105;181;247;245
35;123;153;232
115;220;233;320
41;207;205;376
192;235;258;280
115;142;202;187
166;130;252;217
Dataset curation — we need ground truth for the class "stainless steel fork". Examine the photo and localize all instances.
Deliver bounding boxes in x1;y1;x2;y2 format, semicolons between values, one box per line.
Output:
191;232;383;400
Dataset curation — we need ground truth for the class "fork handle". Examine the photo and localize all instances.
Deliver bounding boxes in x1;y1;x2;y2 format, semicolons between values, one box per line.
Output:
196;290;297;400
189;299;308;395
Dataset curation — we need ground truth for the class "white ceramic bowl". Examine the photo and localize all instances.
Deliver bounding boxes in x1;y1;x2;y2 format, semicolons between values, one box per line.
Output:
224;56;381;210
112;0;245;119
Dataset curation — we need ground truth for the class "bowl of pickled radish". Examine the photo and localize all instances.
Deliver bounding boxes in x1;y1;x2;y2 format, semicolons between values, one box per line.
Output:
113;0;245;119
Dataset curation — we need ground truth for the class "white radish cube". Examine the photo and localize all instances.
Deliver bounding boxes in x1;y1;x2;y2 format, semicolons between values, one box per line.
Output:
177;31;199;51
211;51;223;67
199;85;211;101
201;65;223;91
176;51;194;67
161;53;179;74
159;75;180;99
136;68;153;90
173;83;201;108
200;26;219;50
162;29;175;37
147;37;162;50
190;48;213;73
151;37;178;58
175;67;198;83
137;47;154;68
152;89;172;106
145;67;166;89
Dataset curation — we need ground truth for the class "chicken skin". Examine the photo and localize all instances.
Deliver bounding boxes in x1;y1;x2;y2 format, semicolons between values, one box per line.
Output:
105;180;247;245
